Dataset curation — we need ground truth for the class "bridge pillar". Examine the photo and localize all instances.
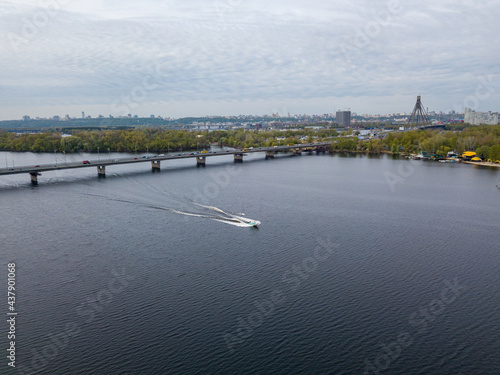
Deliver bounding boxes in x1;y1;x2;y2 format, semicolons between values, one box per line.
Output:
234;153;243;163
265;151;275;159
30;172;40;185
294;148;302;155
151;160;161;172
97;165;106;178
196;156;206;167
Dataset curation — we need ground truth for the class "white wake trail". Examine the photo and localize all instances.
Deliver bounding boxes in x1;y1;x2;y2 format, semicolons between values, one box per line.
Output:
212;219;255;227
83;189;259;227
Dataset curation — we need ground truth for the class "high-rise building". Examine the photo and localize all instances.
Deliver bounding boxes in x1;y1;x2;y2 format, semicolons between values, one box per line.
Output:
336;111;351;127
82;111;85;119
464;108;499;125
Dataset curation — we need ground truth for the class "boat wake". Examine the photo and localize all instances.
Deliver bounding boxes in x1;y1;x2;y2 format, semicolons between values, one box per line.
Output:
81;189;260;228
182;203;260;227
152;204;260;227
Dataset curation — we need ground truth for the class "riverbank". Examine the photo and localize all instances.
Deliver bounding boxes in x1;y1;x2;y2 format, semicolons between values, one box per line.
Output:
463;160;500;168
330;149;500;168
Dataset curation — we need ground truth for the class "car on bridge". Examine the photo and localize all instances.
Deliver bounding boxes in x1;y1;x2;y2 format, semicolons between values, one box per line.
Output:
83;160;90;164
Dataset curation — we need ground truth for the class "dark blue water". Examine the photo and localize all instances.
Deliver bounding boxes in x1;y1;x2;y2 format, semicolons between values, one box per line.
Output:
1;151;499;374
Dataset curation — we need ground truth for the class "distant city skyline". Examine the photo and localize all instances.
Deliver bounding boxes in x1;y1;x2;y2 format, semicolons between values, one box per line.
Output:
2;97;496;122
1;0;499;121
14;109;472;125
16;107;469;122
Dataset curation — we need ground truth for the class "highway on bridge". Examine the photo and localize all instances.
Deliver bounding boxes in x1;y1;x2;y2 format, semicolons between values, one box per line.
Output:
0;142;331;184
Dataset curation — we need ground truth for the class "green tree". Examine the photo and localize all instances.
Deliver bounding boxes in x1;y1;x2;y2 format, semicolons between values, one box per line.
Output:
475;146;490;160
489;145;500;161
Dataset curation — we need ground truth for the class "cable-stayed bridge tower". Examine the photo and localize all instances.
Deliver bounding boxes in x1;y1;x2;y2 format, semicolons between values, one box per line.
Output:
408;95;429;126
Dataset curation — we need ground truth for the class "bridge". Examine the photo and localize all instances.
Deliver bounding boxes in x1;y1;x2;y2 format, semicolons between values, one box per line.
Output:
0;142;331;185
418;124;447;130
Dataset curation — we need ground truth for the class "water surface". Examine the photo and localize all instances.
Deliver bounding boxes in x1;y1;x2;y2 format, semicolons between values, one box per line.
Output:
1;151;499;374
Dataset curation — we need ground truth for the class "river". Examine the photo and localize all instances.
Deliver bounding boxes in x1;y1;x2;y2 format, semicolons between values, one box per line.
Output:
1;151;499;374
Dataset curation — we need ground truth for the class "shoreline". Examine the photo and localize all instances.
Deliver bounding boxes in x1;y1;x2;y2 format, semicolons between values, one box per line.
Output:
329;150;500;168
2;148;500;169
462;160;500;168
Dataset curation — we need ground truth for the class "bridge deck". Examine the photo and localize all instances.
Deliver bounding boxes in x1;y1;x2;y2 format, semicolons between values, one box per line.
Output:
0;142;331;176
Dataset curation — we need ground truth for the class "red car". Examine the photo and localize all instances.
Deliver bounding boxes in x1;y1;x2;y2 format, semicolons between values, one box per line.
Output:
83;160;90;164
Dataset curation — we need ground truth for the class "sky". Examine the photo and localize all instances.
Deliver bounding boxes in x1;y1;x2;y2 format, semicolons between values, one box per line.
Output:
1;0;499;120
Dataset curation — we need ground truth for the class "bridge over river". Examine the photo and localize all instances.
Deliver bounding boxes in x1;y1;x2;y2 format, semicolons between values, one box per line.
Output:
0;142;331;185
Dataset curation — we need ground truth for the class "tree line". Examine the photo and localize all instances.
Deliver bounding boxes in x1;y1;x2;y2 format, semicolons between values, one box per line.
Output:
2;126;499;161
0;128;337;153
330;126;500;161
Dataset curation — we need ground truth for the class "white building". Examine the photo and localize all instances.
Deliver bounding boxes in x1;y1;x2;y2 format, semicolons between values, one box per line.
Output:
464;108;499;125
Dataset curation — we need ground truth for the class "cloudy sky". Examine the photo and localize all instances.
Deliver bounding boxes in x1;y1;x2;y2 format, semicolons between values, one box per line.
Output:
1;0;499;120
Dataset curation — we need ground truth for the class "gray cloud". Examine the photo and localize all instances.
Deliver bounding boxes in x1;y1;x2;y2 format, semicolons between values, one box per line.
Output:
1;0;499;119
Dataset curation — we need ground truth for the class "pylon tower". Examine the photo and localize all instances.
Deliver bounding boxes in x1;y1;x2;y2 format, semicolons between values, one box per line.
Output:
407;95;429;126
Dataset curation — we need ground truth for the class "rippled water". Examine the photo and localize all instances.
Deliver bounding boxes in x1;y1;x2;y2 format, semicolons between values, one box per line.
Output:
1;151;499;374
